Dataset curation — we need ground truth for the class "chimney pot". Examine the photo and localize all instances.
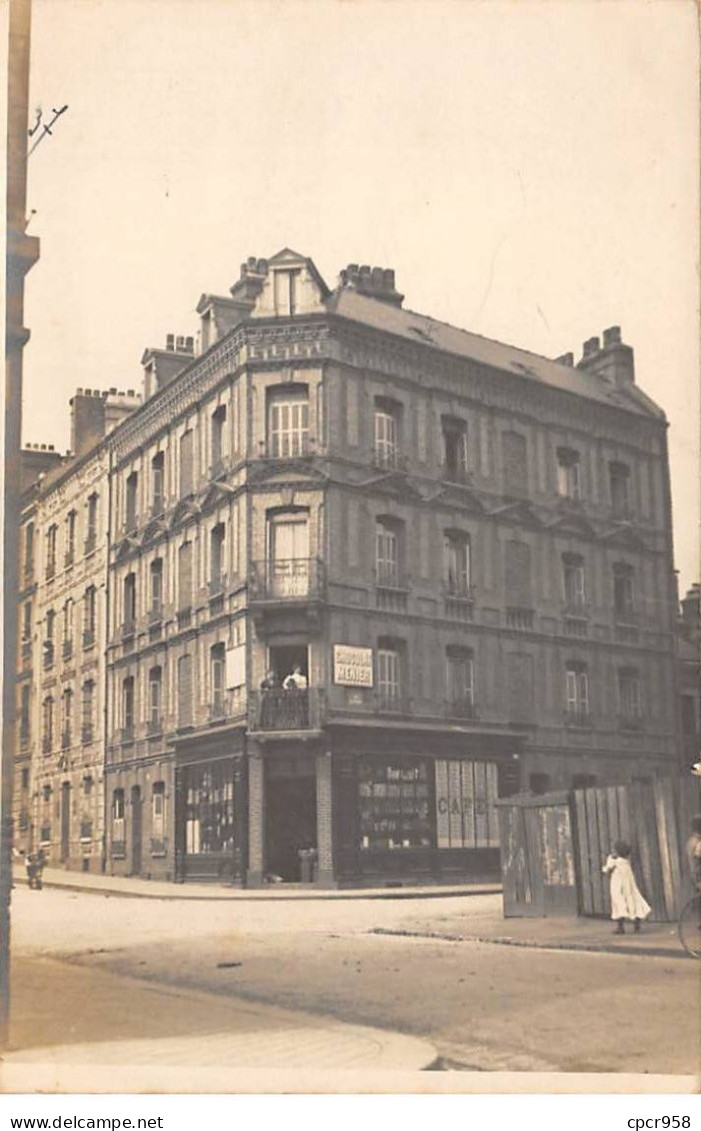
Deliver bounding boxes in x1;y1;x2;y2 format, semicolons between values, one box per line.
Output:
582;336;600;358
40;443;46;451
109;387;117;395
603;325;622;348
166;334;175;351
556;352;574;367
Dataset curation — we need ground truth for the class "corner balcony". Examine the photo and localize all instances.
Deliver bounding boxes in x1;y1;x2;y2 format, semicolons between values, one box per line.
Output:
248;688;324;734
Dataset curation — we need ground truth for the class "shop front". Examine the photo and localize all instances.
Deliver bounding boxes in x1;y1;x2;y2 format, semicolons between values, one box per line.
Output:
174;730;247;884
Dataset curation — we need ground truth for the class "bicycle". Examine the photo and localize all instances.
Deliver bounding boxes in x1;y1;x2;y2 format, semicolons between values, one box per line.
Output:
678;893;701;958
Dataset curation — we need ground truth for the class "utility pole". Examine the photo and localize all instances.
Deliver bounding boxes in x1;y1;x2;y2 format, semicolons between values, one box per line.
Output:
3;0;39;1046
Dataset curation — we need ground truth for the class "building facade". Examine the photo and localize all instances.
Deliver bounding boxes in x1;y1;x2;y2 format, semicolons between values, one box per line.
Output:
17;249;681;886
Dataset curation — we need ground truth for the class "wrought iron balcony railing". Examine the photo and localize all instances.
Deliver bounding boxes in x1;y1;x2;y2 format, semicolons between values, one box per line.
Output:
445;698;477;721
376;690;409;714
249;558;324;602
248;687;323;732
564;708;592;728
506;607;534;631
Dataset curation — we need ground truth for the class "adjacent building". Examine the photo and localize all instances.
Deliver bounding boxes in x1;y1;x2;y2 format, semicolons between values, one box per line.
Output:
18;248;682;887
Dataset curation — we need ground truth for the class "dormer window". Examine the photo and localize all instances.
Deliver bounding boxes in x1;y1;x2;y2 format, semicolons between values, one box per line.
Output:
556;447;581;500
273;269;299;317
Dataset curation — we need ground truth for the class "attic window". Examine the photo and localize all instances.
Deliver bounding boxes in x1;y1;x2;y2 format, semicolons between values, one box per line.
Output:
274;270;299;317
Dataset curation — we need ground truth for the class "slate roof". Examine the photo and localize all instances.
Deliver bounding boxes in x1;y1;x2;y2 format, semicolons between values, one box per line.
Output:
325;286;663;419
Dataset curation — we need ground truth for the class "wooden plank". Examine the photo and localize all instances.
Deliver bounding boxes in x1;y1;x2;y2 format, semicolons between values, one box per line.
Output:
655;778;682;917
617;786;632;847
635;781;667;922
474;761;488;847
485;762;499;847
462;760;476;847
435;760;450;848
584;787;603;914
606;786;620;845
596;788;612;915
524;805;545;915
498;807;517;914
448;760;462;847
573;789;592;915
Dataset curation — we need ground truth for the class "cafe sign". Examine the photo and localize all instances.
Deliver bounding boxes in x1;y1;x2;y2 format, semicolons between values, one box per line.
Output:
333;645;374;688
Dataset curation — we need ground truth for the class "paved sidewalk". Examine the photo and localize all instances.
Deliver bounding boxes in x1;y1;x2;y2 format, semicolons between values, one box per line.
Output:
12;864;500;902
373;906;690;959
1;954;438;1092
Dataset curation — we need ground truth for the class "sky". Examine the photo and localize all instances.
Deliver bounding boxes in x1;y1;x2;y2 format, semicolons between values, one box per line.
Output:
19;0;700;590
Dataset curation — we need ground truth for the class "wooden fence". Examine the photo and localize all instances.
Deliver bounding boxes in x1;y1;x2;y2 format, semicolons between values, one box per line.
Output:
497;776;700;921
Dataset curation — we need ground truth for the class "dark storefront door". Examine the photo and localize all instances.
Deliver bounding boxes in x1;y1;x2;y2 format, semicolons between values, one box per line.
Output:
265;769;316;882
131;786;142;875
60;782;70;863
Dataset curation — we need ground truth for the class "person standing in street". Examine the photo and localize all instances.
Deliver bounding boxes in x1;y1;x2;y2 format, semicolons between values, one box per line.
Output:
603;840;651;934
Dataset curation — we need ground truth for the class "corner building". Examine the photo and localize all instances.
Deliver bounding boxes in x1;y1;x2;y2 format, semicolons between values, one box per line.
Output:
104;249;679;887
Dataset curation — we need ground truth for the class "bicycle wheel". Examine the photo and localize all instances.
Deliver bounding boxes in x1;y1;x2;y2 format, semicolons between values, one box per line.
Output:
678;894;701;958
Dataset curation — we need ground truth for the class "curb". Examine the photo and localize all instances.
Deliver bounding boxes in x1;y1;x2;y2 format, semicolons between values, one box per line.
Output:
369;926;691;960
14;874;502;903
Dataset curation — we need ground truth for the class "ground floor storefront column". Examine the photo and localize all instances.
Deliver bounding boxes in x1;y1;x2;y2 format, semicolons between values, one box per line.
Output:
247;750;265;886
315;752;335;887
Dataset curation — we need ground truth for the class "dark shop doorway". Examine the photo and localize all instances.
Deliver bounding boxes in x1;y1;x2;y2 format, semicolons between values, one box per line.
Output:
265;759;317;882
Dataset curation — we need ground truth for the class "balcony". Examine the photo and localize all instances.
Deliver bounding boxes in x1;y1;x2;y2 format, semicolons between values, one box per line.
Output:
506;607;534;631
208;700;227;724
372;447;406;473
81;724;94;745
260;436;313;461
176;607;192;630
445;698;477;721
83;629;96;649
444;582;474;621
62;639;73;661
249;559;325;603
248;687;323;732
376;690;409;715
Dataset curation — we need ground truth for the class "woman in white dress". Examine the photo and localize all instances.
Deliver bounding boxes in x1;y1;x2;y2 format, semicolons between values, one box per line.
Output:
602;840;651;934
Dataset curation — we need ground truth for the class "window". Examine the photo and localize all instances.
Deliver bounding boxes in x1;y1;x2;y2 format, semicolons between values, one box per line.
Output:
83;775;93;796
46;524;57;579
112;789;125;848
62;599;74;655
563;554;586;611
85;494;98;552
122;676;135;736
358;758;431;850
211;406;226;473
211;643;226;716
61;687;73;748
82;680;94;742
444;532;471;596
65;511;77;566
24;522;34;579
442;417;468;482
21;600;32;642
185;763;235;855
267;510;310;596
44;609;55;668
613;563;635;620
273;269;298;317
177;654;193;726
529;773;551;796
610;461;631;515
83;585;97;645
123;572;137;630
377;642;402;709
178;542;193;612
151;452;165;515
565;664;589;722
179;429;194;497
374;399;400;468
125;472;138;530
210;524;225;591
268;388;309;457
502;431;527;494
152;782;166;839
148;666;162;729
505;540;532;610
446;649;474;717
150;558;163;616
19;684;31;742
21;768;29;790
556;448;581;500
375;519;401;587
619;668;642;724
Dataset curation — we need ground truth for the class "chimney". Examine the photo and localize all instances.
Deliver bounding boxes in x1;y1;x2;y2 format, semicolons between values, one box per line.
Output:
577;326;635;388
339;263;404;307
70;389;107;457
680;584;701;644
555;352;574;367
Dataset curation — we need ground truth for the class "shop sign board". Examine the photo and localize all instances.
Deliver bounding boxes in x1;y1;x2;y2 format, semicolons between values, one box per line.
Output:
333;645;374;687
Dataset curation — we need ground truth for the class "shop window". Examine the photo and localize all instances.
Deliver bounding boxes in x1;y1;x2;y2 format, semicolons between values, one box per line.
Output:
613;563;635;620
358;758;431;850
179;429;194;497
267;386;309;458
442;417;468;482
444;532;471;596
556;447;582;500
151;451;165;515
152;782;166;839
373;398;401;469
185;763;235;855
